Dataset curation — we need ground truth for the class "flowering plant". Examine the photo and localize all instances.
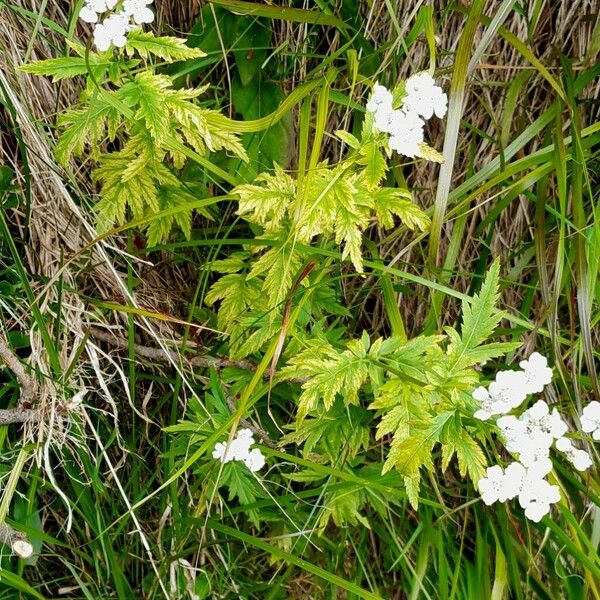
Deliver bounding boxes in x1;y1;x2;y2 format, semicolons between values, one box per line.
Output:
17;0;597;547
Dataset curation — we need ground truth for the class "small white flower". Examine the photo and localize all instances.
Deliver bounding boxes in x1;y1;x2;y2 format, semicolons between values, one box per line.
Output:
387;111;425;157
518;447;552;477
488;370;528;412
79;3;99;23
212;429;265;472
366;83;393;115
244;448;266;473
522;400;568;440
518;476;560;523
472;386;495;420
478;464;524;505
236;427;254;440
89;0;119;10
123;0;154;24
523;501;551;523
93;13;130;51
519;352;553;394
555;436;572;452
478;465;506;505
502;462;527;499
572;449;593;471
497;414;527;451
402;72;448;120
212;441;234;463
555;436;592;471
581;401;600;440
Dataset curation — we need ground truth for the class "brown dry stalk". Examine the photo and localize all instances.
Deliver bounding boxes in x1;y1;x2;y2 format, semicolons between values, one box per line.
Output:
0;407;40;425
89;327;258;372
0;336;36;407
89;327;283;447
0;523;33;559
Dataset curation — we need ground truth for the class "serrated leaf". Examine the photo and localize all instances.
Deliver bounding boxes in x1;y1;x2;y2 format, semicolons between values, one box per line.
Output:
210;253;251;274
218;461;263;526
285;338;371;421
235;164;295;230
126;30;206;62
319;485;370;530
248;241;303;309
55;95;121;163
372;188;430;231
335;130;360;149
358;141;387;189
417;142;445;163
404;475;420;509
449;258;503;371
332;178;370;273
203;112;249;161
20;55;110;81
384;411;452;476
125;72;172;144
205;273;255;329
442;423;487;483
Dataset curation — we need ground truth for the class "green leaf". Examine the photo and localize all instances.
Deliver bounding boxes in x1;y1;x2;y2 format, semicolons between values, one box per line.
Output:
404;475;420;510
358;141;387;189
335;130;360;149
232;19;270;86
235;164;296;230
123;72;172;144
283;337;371;421
55;95;121;163
319;484;370;529
20;54;110;81
205;273;260;330
417;142;445;163
145;186;210;246
332;178;370;273
442;420;487;483
248;240;304;308
218;461;263;525
449;258;503;371
126;30;206;62
372;187;430;231
283;400;370;462
384;411;453;476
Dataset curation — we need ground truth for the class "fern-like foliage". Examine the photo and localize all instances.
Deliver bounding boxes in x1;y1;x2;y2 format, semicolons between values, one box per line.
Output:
206;122;430;353
280;259;519;508
22;31;244;243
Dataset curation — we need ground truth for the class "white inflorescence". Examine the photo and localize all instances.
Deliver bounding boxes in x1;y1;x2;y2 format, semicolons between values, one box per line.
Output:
581;401;600;440
365;73;447;158
474;352;594;522
212;428;266;473
79;0;155;51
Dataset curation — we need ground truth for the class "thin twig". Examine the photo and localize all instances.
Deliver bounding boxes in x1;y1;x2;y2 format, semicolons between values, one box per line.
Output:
0;335;36;407
0;407;40;425
90;328;284;447
0;523;33;558
88;327;307;384
89;327;258;372
225;395;277;449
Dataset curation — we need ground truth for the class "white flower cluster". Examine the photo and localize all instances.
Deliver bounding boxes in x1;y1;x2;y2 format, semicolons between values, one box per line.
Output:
479;462;560;523
473;352;594;522
472;352;553;420
581;401;600;440
79;0;154;52
212;428;266;473
365;73;447;158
